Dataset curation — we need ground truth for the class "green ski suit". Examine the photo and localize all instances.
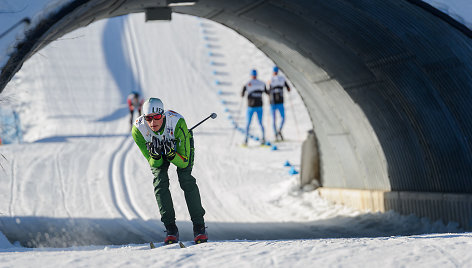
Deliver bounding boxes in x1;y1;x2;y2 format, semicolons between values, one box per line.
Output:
132;110;205;226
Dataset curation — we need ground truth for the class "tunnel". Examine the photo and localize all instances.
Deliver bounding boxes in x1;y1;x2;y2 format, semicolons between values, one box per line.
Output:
1;0;472;229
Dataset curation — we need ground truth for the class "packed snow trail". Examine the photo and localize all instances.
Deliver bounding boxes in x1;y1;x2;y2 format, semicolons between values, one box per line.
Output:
0;13;468;268
0;13;318;246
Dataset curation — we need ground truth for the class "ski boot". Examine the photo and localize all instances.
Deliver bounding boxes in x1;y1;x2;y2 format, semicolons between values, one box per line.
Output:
164;223;179;245
193;224;208;244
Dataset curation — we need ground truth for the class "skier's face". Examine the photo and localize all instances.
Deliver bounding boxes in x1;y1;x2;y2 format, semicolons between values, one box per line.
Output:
146;113;164;131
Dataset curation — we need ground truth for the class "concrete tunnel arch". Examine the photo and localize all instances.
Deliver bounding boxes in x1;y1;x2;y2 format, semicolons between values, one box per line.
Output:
1;0;472;228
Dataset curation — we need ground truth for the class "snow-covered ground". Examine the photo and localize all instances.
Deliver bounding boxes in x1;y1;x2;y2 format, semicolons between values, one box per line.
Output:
0;13;471;267
0;0;73;68
1;0;471;79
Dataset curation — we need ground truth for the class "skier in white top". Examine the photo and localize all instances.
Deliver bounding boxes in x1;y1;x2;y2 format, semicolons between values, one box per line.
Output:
268;66;291;141
131;98;207;245
241;69;268;145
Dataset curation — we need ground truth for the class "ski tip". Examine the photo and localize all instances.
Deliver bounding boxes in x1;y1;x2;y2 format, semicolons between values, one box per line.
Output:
150;242;156;249
179;241;186;248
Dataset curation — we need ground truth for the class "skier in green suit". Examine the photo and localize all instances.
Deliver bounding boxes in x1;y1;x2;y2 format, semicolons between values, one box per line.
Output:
131;97;207;244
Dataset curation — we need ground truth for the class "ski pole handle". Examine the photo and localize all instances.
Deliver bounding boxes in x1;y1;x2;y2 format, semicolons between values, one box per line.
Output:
189;113;217;131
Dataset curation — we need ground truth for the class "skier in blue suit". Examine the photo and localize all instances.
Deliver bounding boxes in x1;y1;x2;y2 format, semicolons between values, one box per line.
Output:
268;66;291;141
241;69;268;145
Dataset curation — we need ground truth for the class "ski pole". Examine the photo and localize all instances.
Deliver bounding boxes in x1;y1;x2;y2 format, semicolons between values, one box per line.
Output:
0;153;7;172
189;113;217;131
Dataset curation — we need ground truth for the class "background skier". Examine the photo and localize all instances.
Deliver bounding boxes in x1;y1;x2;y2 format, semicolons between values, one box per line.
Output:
241;69;268;145
131;97;208;244
127;91;144;128
268;66;291;141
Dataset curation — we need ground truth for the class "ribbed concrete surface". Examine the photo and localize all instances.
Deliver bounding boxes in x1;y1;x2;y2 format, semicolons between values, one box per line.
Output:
175;0;472;193
318;187;472;229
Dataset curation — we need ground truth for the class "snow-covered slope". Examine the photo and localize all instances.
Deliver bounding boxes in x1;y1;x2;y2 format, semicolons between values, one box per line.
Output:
0;13;470;267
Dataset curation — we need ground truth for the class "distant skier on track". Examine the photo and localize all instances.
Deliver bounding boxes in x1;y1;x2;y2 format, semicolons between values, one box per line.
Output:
127;91;144;129
268;66;291;141
241;69;268;145
131;98;208;245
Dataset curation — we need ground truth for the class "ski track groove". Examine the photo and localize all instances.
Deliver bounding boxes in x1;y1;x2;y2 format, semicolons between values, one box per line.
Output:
124;17;144;92
110;135;160;241
8;158;15;216
108;136;134;219
430;243;461;267
115;137;143;219
122;138;153;221
55;144;71;217
119;137;160;238
107;136;152;242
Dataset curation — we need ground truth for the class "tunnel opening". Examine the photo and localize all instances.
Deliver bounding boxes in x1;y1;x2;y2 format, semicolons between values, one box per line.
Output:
1;0;472;234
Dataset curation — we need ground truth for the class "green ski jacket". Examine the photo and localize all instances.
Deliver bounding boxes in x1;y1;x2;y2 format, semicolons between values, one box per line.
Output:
132;110;193;169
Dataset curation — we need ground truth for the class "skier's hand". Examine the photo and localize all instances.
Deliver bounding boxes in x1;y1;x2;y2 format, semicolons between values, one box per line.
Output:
147;136;163;160
163;138;176;161
146;142;161;160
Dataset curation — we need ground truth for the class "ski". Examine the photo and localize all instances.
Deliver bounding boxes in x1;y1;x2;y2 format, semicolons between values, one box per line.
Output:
149;241;187;249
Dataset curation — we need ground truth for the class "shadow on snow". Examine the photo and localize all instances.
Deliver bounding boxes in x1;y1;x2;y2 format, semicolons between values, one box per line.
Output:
0;213;463;248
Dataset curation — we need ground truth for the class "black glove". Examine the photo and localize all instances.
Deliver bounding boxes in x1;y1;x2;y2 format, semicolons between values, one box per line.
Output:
146;136;163;160
162;138;176;161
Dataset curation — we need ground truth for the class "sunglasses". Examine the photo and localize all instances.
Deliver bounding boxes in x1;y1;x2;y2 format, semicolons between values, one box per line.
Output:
144;114;163;121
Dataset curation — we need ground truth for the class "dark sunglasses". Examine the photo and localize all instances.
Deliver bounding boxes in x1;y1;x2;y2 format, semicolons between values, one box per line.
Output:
145;114;163;121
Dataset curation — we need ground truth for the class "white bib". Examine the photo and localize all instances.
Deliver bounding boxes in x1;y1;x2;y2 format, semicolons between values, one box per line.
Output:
134;110;184;144
270;75;286;89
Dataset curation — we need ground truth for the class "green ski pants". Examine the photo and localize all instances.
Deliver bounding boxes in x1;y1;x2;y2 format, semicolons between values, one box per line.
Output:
151;149;205;226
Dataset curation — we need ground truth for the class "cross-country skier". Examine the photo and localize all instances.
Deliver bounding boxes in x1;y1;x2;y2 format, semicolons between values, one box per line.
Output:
268;66;291;141
127;91;144;129
131;98;208;244
241;69;268;145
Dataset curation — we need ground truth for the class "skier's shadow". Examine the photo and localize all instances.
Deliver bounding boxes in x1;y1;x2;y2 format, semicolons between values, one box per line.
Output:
98;17;142;123
33;133;130;143
0;214;462;249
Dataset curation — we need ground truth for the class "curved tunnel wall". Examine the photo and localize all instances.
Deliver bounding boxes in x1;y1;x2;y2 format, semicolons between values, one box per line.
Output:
176;0;472;194
1;0;472;217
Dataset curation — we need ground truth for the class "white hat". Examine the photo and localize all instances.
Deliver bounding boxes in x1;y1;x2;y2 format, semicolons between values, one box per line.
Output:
142;98;164;116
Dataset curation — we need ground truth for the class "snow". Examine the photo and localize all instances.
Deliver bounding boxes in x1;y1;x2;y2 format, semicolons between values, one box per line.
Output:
0;4;471;268
1;234;472;267
0;0;73;68
1;0;472;76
